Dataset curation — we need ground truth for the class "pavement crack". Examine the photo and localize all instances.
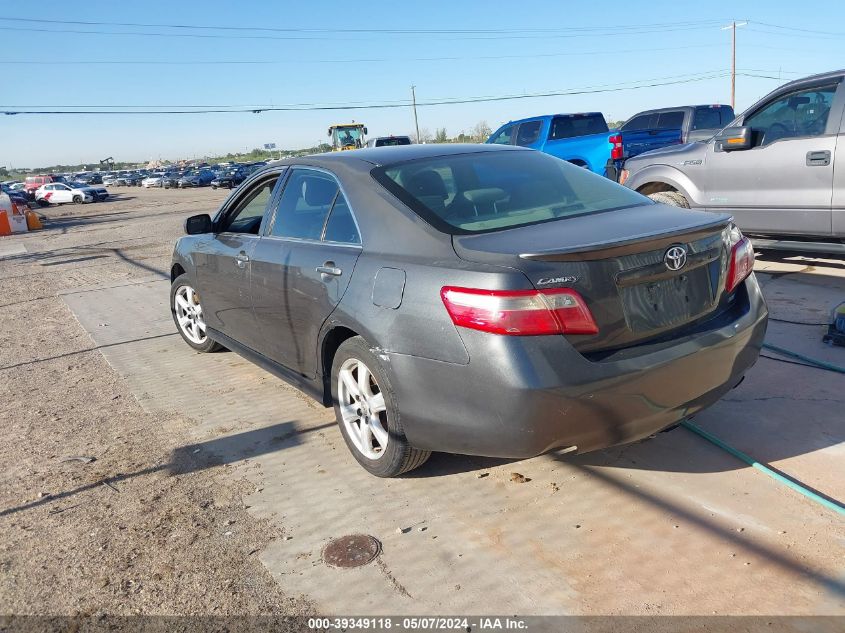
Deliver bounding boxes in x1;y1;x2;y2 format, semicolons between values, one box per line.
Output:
375;558;412;599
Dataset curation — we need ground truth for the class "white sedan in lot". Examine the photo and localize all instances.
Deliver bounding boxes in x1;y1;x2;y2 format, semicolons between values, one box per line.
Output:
34;182;95;205
142;174;166;188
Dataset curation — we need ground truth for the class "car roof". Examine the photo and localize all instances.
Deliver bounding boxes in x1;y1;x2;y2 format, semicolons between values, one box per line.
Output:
275;143;526;168
627;104;731;117
495;112;605;128
778;69;845;90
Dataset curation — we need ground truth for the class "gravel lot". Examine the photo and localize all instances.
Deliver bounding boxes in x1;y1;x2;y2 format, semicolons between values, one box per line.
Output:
0;188;312;616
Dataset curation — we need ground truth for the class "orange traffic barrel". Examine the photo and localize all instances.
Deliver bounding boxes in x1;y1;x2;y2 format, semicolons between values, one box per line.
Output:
25;208;43;230
0;210;11;236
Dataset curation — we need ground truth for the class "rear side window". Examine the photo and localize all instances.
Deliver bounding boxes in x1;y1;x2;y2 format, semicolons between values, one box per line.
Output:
323;194;361;244
271;169;338;240
373;150;647;235
515;120;543;146
487;125;515;145
548;114;608;140
655;111;684;129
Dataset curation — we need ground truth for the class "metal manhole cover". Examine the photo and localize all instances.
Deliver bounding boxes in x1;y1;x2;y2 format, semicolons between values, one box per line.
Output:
323;534;382;569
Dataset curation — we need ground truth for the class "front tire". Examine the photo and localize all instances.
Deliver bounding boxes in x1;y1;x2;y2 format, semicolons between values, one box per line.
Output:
331;336;430;477
647;190;690;208
170;274;222;353
72;195;83;204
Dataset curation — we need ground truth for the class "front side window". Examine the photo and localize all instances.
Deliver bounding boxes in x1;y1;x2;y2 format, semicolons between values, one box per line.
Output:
374;150;647;235
271;170;338;240
487;125;515;145
515;120;542;146
745;84;837;145
218;174;280;234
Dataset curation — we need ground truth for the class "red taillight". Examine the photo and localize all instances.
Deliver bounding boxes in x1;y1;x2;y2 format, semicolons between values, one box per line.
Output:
609;134;623;160
725;230;755;293
440;286;598;336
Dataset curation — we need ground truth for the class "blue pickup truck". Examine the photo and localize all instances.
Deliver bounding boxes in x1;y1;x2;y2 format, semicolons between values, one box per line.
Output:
605;104;735;180
486;112;614;174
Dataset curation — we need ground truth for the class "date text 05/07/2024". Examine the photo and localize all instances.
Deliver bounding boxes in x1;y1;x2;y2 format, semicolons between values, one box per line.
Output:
307;616;529;631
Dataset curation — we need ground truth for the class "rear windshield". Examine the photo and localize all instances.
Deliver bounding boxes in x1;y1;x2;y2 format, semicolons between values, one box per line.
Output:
376;137;411;146
372;150;648;235
693;106;734;130
548;114;608;140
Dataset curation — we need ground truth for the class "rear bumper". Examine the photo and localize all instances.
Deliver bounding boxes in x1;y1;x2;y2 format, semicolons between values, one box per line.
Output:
390;274;768;458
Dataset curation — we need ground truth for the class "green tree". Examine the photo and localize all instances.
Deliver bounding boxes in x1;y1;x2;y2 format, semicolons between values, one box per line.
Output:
434;127;449;143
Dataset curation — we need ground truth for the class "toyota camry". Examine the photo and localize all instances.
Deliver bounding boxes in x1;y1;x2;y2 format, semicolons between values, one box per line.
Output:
170;144;767;477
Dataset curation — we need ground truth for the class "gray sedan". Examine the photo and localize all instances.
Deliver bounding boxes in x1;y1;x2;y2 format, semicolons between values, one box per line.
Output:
170;144;767;477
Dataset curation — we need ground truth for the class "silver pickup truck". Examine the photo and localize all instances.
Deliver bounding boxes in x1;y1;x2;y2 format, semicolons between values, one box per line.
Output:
619;70;845;252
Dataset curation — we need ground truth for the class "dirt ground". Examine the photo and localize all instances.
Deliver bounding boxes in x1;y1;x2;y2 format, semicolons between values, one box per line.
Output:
0;188;312;616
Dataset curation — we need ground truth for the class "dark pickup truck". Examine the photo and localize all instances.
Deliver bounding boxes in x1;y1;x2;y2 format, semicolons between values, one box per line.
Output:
606;104;735;179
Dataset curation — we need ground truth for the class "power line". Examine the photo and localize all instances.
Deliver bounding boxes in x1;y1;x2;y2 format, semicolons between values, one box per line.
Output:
0;23;726;42
0;70;736;110
0;16;727;34
0;44;722;66
2;73;733;116
750;20;845;37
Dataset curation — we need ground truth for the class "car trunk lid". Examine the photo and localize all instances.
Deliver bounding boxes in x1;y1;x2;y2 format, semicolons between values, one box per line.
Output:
451;204;734;353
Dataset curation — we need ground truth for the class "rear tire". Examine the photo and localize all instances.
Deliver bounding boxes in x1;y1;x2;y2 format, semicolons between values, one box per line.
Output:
647;190;690;208
331;336;430;477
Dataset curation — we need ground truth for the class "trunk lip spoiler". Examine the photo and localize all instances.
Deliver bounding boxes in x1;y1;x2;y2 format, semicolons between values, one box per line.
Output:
518;215;732;262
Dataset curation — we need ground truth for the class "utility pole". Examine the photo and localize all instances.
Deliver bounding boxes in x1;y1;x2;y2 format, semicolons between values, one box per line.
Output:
721;21;747;110
411;85;421;143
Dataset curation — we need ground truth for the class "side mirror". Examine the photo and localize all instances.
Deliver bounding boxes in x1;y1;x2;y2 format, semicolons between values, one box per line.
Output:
714;126;752;152
327;129;332;137
184;213;213;235
363;127;368;135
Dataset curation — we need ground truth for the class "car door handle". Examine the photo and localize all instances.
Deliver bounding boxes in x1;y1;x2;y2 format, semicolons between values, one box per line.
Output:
316;262;342;277
806;150;831;166
236;252;249;268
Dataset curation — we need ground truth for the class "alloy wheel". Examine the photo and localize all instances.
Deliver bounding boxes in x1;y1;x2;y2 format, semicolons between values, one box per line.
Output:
174;284;208;344
337;358;389;460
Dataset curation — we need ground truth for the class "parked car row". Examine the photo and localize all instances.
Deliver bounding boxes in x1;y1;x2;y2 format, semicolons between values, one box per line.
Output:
487;106;735;176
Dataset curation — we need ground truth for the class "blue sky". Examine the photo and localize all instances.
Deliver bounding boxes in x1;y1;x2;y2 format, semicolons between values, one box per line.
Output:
1;0;842;167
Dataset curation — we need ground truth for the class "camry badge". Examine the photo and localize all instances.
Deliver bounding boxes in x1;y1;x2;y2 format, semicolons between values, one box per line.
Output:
664;245;688;271
537;276;579;285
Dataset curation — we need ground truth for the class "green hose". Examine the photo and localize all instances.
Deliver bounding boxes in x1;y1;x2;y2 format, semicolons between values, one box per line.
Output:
681;419;845;517
762;342;845;374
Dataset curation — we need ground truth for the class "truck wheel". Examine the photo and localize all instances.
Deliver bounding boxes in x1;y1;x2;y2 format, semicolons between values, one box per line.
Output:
647;191;689;209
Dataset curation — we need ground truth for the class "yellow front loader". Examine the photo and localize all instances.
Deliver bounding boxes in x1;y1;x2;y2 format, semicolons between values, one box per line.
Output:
328;123;367;151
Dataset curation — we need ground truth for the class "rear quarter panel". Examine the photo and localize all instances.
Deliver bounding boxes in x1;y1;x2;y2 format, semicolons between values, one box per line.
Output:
330;252;535;367
541;131;612;173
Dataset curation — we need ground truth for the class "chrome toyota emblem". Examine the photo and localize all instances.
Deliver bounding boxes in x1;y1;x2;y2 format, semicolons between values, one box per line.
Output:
664;245;688;271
